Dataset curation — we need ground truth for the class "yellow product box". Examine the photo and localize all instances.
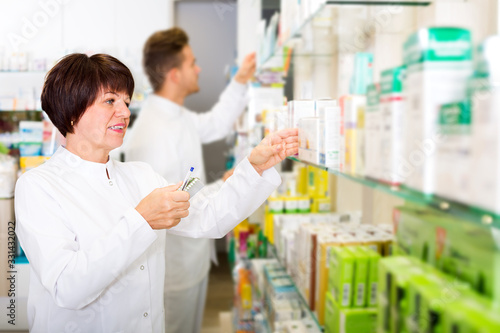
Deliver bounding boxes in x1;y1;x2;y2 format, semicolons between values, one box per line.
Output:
343;95;366;175
20;155;50;173
296;166;308;195
315;235;341;326
311;196;331;213
313;169;329;198
264;207;275;244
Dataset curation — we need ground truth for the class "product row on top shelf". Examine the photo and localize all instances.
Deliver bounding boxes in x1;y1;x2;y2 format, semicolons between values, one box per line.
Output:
256;0;432;72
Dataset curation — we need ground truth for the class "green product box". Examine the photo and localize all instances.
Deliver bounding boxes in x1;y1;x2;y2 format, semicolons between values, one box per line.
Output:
325;291;376;333
362;246;381;307
442;293;500;333
395;204;500;304
393;206;440;264
433;213;500;304
406;268;469;333
351;246;369;308
377;256;425;333
329;246;355;308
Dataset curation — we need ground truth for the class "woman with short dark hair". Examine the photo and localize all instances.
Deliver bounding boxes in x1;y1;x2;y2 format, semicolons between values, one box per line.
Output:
15;53;298;332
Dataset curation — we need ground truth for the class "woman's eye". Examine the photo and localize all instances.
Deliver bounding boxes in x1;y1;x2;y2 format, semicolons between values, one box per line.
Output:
105;99;115;105
125;102;130;108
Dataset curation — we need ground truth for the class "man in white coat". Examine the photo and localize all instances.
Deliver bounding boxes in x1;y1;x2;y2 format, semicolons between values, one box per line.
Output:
123;27;255;333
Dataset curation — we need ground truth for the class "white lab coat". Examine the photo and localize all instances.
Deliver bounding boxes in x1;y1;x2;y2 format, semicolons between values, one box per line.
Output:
123;80;247;292
14;146;280;333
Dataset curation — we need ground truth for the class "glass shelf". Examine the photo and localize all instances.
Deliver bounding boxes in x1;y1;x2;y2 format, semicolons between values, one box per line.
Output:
266;241;323;332
0;110;42;112
256;0;431;73
326;0;430;5
0;71;46;74
288;156;500;229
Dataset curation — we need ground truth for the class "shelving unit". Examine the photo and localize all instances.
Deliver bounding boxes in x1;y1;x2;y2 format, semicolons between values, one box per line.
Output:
266;242;323;331
257;0;432;73
288;157;500;229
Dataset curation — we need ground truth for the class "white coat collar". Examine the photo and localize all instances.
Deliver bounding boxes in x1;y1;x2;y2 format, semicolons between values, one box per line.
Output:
148;93;183;117
51;146;116;180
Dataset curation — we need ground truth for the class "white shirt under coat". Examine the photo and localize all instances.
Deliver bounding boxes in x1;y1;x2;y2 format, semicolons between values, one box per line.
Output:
123;80;247;291
14;146;279;333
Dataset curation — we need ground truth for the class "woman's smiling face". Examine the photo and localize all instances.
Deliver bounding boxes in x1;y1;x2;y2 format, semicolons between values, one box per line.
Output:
69;89;131;157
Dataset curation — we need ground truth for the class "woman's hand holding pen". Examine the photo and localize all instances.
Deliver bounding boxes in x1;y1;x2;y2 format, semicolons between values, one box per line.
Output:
135;181;191;229
248;128;299;176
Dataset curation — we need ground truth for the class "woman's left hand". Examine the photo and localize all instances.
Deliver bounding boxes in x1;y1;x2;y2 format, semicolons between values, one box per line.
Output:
248;128;299;175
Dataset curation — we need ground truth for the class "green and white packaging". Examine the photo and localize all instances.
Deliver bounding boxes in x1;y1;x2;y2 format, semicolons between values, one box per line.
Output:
363;247;381;307
364;83;382;180
351;246;369;308
469;36;500;214
325;292;377;333
329;246;355;308
402;27;472;194
379;66;406;185
435;101;471;204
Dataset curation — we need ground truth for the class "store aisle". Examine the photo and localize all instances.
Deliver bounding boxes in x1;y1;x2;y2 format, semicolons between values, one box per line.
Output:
201;252;234;333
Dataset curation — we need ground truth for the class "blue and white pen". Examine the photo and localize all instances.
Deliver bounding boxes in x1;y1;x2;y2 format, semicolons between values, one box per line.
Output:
181;167;194;191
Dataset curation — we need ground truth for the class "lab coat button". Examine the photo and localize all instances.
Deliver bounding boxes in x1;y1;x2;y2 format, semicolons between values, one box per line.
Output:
143;312;148;317
109;180;113;186
140;265;145;270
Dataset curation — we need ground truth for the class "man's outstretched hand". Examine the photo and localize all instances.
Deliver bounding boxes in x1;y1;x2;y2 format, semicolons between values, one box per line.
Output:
248;128;299;175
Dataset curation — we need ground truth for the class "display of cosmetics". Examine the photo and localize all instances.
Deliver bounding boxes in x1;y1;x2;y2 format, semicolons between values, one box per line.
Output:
266;211;392;327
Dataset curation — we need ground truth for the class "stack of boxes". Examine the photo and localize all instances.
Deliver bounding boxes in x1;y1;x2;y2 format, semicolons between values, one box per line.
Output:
402;27;473;194
469;36;500;214
381;204;500;333
377;255;500;333
325;246;380;333
264;164;332;245
268;214;393;328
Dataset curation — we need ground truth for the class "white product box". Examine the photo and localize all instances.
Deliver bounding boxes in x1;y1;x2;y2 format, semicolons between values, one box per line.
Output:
316;99;341;169
298;117;320;164
364;83;381;180
470;36;500;213
402;27;473;194
435;101;471;204
290;100;316;129
379;66;406;185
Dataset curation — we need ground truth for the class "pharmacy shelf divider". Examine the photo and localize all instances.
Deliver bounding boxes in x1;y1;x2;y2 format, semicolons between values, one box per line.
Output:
288;156;500;229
